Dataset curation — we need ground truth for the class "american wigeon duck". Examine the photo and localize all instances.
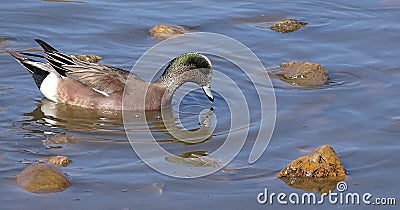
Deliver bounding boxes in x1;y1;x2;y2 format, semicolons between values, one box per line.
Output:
9;39;214;110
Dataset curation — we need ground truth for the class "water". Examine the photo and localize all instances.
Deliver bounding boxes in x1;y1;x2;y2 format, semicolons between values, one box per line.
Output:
1;0;399;209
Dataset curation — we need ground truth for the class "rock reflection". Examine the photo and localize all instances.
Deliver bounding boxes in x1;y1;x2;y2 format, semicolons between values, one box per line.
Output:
279;177;344;194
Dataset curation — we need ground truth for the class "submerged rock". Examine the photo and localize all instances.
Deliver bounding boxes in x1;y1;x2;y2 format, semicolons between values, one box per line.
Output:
165;151;221;168
42;0;88;4
278;145;346;194
137;183;165;195
17;163;71;193
70;54;102;63
149;24;189;40
42;133;77;149
272;61;329;86
269;19;308;33
0;38;10;47
48;156;72;167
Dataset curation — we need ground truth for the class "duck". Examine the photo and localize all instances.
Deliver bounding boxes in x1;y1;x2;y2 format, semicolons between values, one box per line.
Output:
9;39;214;110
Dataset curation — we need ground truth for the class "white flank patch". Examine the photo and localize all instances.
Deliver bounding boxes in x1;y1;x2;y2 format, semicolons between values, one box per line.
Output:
40;72;60;102
92;88;110;97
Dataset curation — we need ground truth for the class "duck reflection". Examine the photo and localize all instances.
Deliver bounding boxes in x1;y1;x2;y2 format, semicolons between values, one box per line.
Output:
26;99;215;144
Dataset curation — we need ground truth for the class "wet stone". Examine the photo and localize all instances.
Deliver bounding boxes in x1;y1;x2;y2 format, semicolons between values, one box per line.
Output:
42;133;77;149
165;151;221;168
138;183;165;195
278;144;346;178
0;38;10;47
48;155;72;167
19;160;32;164
272;61;329;86
269;19;308;33
149;24;189;40
42;0;88;4
70;54;102;63
16;163;71;193
278;145;346;194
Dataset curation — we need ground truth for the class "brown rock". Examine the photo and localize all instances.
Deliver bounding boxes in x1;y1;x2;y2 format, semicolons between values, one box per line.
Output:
278;145;346;194
278;145;346;178
17;163;71;193
273;61;329;86
42;133;77;149
70;54;102;63
269;19;308;33
0;38;10;47
149;24;189;40
48;156;72;167
165;151;221;168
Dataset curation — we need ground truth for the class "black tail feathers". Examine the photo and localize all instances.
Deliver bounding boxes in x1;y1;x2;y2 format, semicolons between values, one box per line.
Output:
10;39;74;88
35;39;58;52
9;51;50;88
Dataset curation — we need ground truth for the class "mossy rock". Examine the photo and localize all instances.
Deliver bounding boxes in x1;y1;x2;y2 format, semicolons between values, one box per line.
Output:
273;61;329;86
269;19;308;33
70;54;102;63
17;163;71;193
48;156;72;167
149;24;189;40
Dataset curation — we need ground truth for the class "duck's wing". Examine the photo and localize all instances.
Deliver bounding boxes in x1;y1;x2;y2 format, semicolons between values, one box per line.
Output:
34;39;140;95
62;61;137;95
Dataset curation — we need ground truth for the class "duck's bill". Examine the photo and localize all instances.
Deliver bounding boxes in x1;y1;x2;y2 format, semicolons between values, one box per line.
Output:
202;85;214;102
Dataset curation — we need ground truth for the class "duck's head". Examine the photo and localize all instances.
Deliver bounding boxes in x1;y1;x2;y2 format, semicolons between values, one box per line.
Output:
158;52;214;102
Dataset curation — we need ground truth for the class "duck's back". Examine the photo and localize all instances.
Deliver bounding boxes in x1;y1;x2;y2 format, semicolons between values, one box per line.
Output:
63;59;142;95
